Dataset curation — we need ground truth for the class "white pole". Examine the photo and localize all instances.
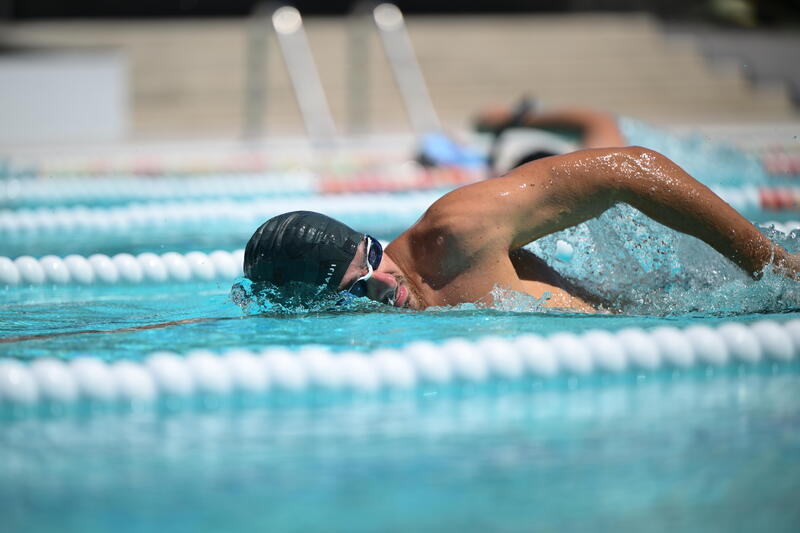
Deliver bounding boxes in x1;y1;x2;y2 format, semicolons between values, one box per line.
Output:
373;3;441;134
272;6;338;146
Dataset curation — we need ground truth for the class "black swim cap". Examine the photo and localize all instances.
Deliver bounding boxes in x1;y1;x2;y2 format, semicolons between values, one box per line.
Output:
244;211;363;292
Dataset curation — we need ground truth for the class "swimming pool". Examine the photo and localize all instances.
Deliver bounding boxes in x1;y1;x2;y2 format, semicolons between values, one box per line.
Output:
2;128;800;532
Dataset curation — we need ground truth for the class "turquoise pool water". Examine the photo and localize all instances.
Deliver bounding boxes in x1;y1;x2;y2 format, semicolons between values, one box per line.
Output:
3;370;799;532
2;126;800;532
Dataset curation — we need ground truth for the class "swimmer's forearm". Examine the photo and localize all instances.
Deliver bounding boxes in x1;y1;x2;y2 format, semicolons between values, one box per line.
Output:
487;147;791;277
518;109;625;148
613;148;785;277
475;106;625;148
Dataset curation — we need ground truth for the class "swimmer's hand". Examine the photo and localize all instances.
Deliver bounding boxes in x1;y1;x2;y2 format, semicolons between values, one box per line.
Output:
473;97;536;134
474;105;517;133
771;252;800;281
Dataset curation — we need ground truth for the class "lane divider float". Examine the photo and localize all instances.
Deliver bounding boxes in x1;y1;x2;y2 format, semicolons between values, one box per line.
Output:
3;188;799;241
0;168;480;206
0;249;244;287
0;192;441;236
1;319;797;409
762;151;800;177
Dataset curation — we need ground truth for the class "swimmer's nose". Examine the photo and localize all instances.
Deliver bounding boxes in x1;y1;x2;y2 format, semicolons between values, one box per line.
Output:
367;271;397;303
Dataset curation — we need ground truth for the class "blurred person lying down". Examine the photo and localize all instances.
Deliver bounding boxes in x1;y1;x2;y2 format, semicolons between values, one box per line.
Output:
474;98;627;175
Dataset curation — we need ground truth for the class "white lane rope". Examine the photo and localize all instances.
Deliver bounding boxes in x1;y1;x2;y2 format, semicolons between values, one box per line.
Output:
0;172;317;204
0;192;441;237
2;194;795;252
0;249;244;286
1;319;797;408
0;170;784;213
3;187;794;241
0;167;481;206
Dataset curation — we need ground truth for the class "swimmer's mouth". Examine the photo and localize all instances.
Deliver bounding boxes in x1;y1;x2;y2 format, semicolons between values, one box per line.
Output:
387;282;408;308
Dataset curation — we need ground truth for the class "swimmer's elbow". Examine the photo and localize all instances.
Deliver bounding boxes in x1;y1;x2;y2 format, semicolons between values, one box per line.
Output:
618;146;666;167
621;145;656;156
604;146;672;195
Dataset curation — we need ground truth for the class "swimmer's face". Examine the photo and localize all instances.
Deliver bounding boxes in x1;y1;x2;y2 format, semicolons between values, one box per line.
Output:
337;237;420;309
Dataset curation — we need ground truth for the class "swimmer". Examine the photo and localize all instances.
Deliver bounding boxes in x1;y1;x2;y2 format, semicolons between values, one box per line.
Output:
474;101;626;150
416;99;625;173
475;100;628;176
244;146;800;313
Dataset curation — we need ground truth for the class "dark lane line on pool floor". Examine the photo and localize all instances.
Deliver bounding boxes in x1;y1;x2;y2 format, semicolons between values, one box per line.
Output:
0;316;249;344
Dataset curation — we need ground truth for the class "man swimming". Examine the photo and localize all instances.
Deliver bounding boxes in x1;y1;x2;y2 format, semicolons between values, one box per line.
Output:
244;146;799;313
475;102;626;151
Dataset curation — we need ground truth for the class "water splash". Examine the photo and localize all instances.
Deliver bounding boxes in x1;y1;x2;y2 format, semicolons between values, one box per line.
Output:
422;286;551;314
230;276;402;317
530;204;800;317
231;277;341;315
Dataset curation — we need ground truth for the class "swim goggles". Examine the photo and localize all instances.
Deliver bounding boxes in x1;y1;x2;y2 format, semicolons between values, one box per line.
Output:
345;235;383;298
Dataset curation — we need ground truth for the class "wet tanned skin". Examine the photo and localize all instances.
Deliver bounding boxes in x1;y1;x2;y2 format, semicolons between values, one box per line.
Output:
381;146;800;313
475;106;627;149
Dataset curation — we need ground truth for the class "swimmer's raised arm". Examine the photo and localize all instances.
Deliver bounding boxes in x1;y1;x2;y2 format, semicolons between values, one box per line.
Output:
429;146;797;279
474;105;626;148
